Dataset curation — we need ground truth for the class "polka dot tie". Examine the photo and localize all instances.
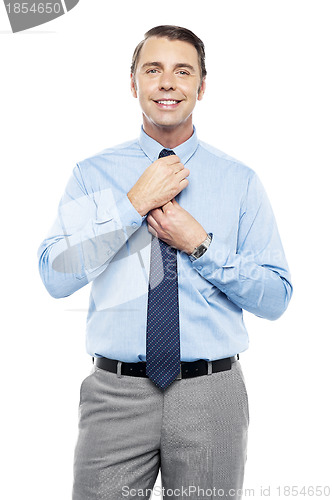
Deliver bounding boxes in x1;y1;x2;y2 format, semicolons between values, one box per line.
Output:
146;149;181;390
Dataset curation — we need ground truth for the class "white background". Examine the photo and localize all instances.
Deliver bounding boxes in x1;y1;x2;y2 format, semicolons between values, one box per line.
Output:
1;0;331;498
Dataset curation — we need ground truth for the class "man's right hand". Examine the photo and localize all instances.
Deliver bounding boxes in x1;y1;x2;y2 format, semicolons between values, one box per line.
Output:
127;155;190;216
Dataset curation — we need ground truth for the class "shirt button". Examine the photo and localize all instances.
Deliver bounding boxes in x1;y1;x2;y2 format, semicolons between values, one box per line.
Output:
197;265;202;271
131;221;137;227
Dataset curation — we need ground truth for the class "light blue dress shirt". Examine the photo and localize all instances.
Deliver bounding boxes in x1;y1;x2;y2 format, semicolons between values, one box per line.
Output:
38;126;293;362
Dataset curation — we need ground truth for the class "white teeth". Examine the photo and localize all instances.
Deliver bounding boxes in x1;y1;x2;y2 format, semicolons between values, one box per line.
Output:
157;100;178;105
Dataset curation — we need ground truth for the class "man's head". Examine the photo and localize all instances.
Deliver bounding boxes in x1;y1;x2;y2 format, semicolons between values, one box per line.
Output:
130;25;207;146
131;25;207;92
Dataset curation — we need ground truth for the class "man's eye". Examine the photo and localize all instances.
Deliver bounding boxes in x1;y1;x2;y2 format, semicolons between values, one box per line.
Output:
147;69;158;74
178;71;189;76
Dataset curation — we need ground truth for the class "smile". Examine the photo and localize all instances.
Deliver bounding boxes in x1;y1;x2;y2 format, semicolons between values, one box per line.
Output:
153;99;182;108
156;100;180;104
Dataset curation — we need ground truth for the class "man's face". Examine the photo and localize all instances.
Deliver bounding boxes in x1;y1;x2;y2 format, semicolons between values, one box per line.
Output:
131;36;205;137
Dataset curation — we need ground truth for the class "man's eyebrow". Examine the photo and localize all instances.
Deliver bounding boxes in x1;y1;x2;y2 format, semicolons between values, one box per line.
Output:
140;62;196;72
174;63;196;72
140;62;163;70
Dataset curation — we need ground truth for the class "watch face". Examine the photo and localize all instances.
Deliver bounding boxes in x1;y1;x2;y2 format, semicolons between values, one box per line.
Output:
194;245;205;259
191;235;211;260
196;248;204;258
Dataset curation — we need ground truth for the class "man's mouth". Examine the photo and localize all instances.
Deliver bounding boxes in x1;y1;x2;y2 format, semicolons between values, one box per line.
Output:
153;99;182;108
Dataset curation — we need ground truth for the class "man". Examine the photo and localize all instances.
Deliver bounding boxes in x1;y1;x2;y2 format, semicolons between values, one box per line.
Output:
38;25;292;500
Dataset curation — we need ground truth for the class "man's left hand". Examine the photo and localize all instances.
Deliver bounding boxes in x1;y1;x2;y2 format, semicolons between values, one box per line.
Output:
147;199;208;255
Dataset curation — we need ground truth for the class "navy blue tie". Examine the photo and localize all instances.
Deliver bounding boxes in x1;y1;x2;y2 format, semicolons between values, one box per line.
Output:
146;149;181;390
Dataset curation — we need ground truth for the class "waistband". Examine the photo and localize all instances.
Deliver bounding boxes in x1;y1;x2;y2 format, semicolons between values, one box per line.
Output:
93;355;239;380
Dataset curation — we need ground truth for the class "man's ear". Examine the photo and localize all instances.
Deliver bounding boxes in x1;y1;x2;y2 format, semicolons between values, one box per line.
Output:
197;78;206;101
130;74;138;98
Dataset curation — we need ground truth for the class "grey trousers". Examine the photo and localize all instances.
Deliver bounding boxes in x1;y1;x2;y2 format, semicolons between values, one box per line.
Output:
72;360;249;500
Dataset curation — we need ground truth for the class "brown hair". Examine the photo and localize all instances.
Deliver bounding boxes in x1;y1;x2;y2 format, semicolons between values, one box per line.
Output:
131;25;207;90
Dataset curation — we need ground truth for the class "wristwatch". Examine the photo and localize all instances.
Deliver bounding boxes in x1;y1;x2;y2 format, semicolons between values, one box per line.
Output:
189;233;212;261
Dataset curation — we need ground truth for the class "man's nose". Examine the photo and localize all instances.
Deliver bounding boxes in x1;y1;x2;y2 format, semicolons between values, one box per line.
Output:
159;71;176;91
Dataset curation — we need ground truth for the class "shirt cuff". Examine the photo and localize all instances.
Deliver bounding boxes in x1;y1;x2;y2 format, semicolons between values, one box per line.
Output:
95;193;145;230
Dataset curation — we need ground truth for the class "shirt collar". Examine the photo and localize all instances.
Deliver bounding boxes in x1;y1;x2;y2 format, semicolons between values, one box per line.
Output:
139;125;199;165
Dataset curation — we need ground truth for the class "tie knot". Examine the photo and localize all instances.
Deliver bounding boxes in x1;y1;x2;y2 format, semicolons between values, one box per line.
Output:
159;149;175;158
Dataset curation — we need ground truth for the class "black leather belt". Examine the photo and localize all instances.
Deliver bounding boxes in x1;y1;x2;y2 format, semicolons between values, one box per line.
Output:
93;355;239;380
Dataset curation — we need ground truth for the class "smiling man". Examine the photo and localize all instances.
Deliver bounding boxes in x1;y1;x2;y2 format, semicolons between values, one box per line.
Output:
130;35;205;146
38;25;292;500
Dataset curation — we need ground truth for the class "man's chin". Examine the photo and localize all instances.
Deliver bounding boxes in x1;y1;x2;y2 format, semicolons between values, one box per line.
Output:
147;116;190;130
142;113;194;140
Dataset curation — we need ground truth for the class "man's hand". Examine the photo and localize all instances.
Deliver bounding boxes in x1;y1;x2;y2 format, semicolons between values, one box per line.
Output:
127;155;190;216
147;199;208;255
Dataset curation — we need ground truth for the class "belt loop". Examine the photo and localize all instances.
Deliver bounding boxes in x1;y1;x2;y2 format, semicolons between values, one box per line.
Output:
176;365;182;380
116;361;123;378
207;361;213;375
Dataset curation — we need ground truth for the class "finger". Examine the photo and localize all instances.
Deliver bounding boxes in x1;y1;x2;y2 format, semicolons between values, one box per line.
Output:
176;167;190;181
147;211;164;231
148;208;164;225
158;154;180;165
147;224;158;237
147;216;160;235
178;178;189;190
159;156;184;172
161;201;173;212
149;207;162;218
173;163;185;174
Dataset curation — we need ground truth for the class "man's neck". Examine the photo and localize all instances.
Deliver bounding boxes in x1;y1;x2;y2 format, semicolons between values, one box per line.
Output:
142;119;194;149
